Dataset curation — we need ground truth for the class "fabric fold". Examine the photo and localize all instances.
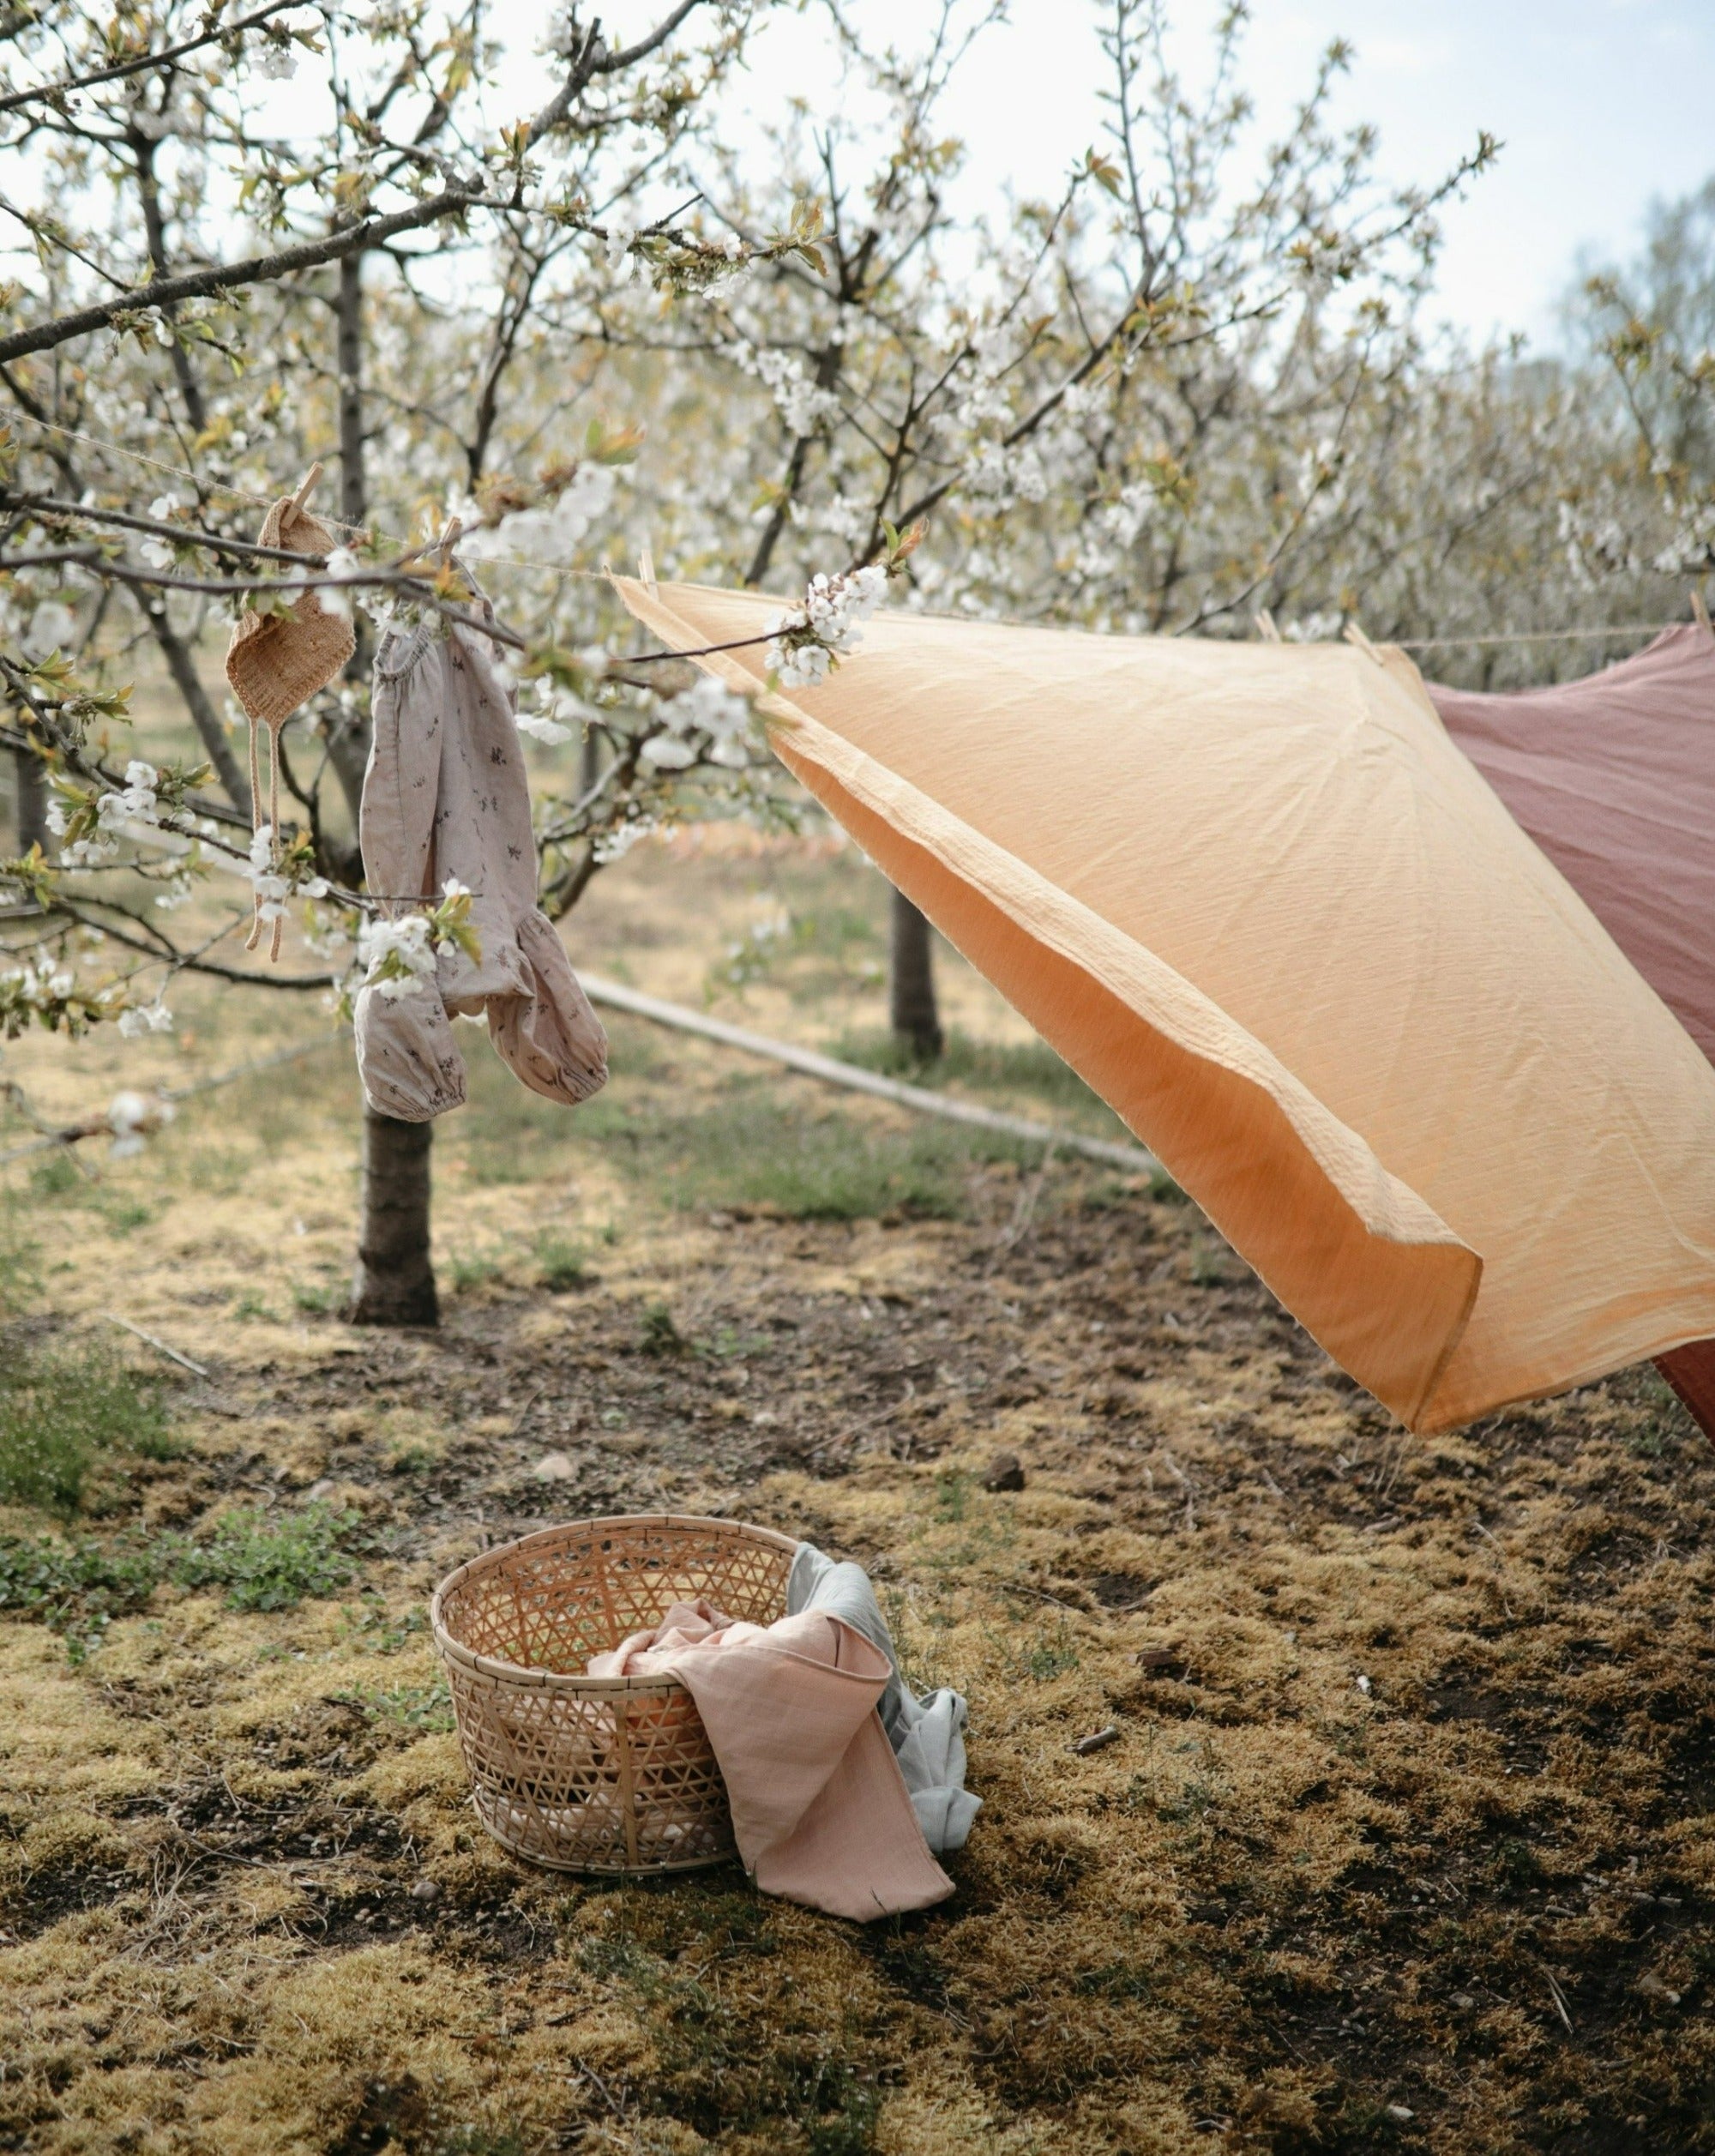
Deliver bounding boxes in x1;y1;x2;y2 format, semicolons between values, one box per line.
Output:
614;577;1715;1433
786;1542;979;1855
591;1599;953;1922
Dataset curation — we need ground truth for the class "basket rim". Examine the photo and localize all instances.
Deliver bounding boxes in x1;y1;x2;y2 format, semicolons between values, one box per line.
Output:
430;1511;800;1692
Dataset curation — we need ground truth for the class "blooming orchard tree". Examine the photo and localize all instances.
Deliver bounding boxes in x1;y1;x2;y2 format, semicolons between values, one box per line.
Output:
2;0;1710;1316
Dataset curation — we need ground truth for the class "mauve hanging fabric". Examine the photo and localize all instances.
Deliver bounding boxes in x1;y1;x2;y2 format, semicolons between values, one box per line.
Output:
615;578;1715;1434
1426;625;1715;1060
356;593;609;1122
1426;623;1715;1436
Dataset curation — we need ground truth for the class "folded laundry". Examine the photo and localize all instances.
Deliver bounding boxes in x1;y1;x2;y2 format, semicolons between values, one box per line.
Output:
355;581;609;1122
587;1545;974;1921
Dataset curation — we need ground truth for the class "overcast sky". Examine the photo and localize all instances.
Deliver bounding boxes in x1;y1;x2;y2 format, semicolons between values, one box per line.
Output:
607;0;1715;348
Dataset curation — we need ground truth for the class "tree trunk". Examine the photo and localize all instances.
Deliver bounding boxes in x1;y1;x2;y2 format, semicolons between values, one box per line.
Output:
333;255;437;1328
889;886;944;1061
12;738;45;852
348;1109;438;1325
324;246;373;820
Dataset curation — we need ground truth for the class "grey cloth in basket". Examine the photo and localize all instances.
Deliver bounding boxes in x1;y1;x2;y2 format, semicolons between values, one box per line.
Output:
786;1541;981;1856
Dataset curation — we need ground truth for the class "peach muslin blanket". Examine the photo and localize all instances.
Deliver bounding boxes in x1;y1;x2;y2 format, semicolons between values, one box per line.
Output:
589;1600;954;1922
614;578;1715;1434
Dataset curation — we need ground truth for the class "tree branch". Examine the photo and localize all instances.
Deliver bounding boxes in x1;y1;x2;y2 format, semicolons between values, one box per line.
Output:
0;187;492;368
0;0;304;116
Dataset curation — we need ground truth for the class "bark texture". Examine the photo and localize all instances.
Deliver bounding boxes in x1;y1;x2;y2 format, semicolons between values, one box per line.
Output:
324;246;373;820
889;886;944;1061
12;738;45;851
349;1109;438;1325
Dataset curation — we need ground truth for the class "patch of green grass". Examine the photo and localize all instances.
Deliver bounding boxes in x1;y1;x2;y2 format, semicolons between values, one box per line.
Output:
639;1303;685;1355
0;1339;177;1514
0;1209;41;1314
230;1290;277;1321
832;1024;1104;1112
172;1503;359;1612
990;1617;1080;1684
292;1280;342;1315
664;1087;1025;1220
0;1532;161;1661
337;1594;428;1653
27;1152;82;1199
533;1233;591;1291
337;1677;454;1732
446;1250;503;1292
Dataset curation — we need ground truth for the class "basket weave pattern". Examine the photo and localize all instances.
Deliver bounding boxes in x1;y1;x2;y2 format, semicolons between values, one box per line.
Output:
431;1514;797;1874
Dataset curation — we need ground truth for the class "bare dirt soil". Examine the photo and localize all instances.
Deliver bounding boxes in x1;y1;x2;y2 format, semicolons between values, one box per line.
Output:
3;835;1713;2155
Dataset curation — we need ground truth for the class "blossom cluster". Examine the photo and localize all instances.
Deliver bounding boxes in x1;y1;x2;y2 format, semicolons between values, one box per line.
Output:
355;882;479;1002
48;760;162;866
459;465;617;569
764;565;888;688
640;677;756;769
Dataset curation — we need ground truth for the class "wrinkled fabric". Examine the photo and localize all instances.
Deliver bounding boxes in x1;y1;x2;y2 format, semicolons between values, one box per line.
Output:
1427;624;1715;1061
357;595;609;1122
1427;623;1715;1434
614;578;1715;1433
590;1599;954;1921
786;1541;979;1855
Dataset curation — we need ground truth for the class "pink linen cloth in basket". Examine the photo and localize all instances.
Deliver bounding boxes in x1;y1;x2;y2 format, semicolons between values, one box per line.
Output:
589;1599;954;1921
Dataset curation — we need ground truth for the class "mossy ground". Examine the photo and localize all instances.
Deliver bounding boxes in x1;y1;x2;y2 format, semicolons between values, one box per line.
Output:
3;833;1713;2154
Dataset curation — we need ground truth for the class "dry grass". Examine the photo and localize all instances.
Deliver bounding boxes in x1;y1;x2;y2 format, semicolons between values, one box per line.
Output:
2;834;1713;2154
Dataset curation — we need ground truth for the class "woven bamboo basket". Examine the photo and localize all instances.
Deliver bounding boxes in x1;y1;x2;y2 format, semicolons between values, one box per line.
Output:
431;1513;797;1875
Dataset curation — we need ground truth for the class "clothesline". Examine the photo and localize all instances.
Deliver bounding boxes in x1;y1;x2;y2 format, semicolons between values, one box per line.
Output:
6;413;1700;653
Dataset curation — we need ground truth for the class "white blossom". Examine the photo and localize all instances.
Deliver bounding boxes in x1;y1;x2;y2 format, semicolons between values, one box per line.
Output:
24;602;76;654
765;564;887;687
316;545;363;620
117;998;174;1039
106;1087;174;1159
749;348;839;437
358;912;437;999
460;464;618;568
592;815;660;864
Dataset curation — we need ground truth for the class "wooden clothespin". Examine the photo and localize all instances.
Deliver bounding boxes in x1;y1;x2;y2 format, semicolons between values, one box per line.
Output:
638;545;657;594
1692;587;1712;635
1255;608;1282;643
399;515;463;572
287;461;323;516
1343;620;1385;666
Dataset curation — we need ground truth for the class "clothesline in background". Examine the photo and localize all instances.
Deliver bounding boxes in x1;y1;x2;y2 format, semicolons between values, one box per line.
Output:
8;413;1706;648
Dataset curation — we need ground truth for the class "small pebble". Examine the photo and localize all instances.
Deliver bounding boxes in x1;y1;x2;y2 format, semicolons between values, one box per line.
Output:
409;1877;442;1902
1134;1647;1180;1671
533;1451;576;1482
1386;2105;1414;2123
1071;1724;1121;1756
1355;1673;1373;1695
982;1452;1026;1492
304;1478;336;1502
1451;1993;1475;2010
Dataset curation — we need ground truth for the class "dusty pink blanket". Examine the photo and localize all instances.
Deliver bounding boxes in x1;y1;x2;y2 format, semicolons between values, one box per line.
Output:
1429;623;1715;1437
1427;623;1715;1063
589;1599;954;1921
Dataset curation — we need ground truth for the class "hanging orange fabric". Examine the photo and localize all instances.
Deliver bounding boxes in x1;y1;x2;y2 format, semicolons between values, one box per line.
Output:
617;578;1715;1433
